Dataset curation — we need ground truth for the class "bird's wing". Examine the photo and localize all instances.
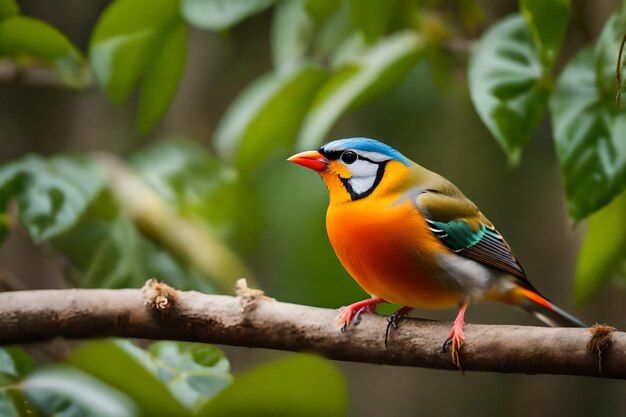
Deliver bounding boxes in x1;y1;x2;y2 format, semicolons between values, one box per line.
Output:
411;187;537;291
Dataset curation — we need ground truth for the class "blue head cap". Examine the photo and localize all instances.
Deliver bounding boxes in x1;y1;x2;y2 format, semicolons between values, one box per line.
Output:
320;138;411;166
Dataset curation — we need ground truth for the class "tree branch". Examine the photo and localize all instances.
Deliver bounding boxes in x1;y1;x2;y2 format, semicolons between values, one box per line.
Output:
0;280;623;379
0;63;93;89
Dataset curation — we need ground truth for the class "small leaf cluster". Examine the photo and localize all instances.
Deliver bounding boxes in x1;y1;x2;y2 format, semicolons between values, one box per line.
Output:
467;1;626;301
0;342;346;417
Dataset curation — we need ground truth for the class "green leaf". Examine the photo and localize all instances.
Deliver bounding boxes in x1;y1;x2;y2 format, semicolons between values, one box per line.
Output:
0;348;35;417
181;0;272;31
138;21;187;132
0;348;33;379
313;2;354;64
595;5;626;98
550;47;626;219
0;393;19;417
271;0;314;71
348;0;397;43
215;65;327;176
298;31;423;149
468;14;548;164
89;0;181;104
304;0;339;23
24;365;138;417
0;16;87;87
148;342;232;411
50;192;144;288
70;340;231;415
575;191;626;304
69;340;189;417
520;0;570;66
0;0;18;21
0;154;104;242
197;354;347;417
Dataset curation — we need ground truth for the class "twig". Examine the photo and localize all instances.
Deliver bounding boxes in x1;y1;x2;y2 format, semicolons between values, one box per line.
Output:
0;63;93;90
0;281;623;379
616;29;626;106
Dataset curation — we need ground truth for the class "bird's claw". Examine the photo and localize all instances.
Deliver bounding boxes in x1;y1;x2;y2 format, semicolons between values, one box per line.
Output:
384;306;413;346
338;304;376;332
442;337;453;353
352;306;368;326
443;333;464;369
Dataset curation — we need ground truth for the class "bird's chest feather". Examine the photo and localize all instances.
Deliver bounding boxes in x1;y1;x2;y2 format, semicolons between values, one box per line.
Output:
326;197;461;308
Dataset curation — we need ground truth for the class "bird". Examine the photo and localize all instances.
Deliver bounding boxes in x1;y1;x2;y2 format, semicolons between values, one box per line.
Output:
288;137;585;366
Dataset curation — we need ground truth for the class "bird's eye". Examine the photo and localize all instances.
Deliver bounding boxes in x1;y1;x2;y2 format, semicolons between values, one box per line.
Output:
341;151;357;164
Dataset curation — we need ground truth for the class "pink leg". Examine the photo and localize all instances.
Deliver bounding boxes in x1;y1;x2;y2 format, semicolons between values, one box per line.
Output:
338;297;386;332
443;303;468;367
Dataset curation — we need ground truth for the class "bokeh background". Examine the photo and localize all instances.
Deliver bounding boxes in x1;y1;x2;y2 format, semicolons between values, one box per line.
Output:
2;0;626;416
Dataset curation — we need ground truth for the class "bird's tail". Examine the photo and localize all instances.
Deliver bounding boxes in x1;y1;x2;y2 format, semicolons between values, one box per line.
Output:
516;286;586;328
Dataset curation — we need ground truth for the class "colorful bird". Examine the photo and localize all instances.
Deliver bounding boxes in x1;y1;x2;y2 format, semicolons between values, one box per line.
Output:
288;138;585;366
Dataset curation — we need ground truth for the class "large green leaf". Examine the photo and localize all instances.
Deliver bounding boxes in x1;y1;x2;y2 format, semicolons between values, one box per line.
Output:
181;0;272;31
297;31;423;149
137;21;188;132
214;65;327;176
147;342;232;411
550;47;626;219
271;0;314;71
520;0;570;66
348;0;397;43
0;16;87;86
595;5;626;99
0;154;104;242
90;0;185;129
24;365;138;417
312;2;355;65
197;354;347;417
469;14;548;164
575;191;626;304
0;0;18;20
70;340;232;415
69;340;189;417
304;0;339;23
50;191;144;288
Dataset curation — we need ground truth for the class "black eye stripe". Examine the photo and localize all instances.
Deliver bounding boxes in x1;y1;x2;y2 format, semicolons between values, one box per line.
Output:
318;148;342;160
318;148;380;164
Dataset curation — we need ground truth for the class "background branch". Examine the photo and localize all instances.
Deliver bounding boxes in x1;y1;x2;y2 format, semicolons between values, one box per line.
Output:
0;281;623;379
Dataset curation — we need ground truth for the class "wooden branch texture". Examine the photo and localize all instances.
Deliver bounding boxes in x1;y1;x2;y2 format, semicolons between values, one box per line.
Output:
0;280;623;379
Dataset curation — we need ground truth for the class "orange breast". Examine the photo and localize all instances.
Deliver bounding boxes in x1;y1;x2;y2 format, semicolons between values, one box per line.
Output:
326;196;462;309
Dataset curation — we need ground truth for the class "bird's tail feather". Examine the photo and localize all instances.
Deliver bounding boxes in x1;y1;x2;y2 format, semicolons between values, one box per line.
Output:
517;287;586;328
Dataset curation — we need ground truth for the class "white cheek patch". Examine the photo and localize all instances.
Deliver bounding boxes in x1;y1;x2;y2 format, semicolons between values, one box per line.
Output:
346;160;379;195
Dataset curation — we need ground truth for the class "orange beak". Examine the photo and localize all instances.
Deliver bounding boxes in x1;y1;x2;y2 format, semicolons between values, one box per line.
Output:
287;150;329;172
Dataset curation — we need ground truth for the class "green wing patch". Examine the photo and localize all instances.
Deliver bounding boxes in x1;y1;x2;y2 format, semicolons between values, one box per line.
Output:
426;219;530;282
426;219;485;251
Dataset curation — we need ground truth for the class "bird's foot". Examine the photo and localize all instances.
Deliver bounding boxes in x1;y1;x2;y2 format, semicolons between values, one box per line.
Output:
338;298;385;332
385;306;413;346
442;329;464;369
442;303;468;369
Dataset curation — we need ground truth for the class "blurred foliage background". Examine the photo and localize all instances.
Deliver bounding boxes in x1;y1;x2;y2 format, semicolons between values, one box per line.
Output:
2;0;626;415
